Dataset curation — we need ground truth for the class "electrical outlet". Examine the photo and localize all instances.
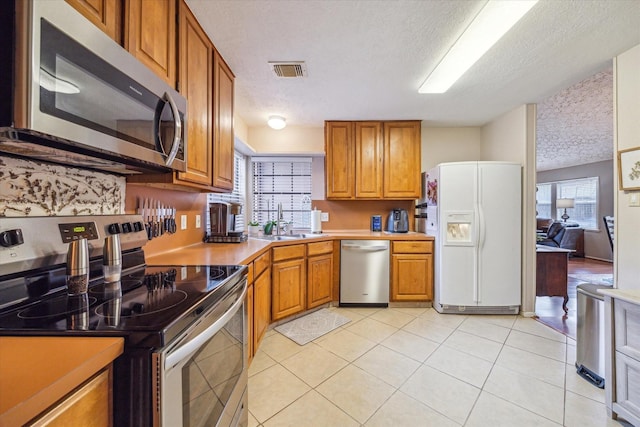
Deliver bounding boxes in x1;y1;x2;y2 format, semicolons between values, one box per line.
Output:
180;215;187;230
630;193;640;207
321;212;329;222
195;215;201;228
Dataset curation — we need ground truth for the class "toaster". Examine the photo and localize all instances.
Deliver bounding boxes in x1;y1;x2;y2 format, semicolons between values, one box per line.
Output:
387;209;409;233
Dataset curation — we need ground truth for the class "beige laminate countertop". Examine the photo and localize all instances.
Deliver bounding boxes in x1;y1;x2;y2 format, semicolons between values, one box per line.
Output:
0;336;124;427
598;288;640;305
146;230;434;266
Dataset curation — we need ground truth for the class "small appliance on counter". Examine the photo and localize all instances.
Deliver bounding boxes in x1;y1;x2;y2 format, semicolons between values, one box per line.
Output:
386;209;409;233
206;202;248;243
415;202;429;233
371;215;382;232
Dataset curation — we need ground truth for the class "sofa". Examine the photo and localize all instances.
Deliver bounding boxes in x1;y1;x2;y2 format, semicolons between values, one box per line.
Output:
537;221;585;257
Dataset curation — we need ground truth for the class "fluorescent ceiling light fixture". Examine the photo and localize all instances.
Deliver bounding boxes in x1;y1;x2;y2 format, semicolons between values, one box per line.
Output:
418;0;538;94
39;68;80;94
267;115;286;130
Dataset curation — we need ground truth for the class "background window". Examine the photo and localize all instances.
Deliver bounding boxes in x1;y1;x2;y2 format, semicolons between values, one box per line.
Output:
251;158;312;228
207;151;247;231
537;177;599;230
536;183;552;218
556;177;599;230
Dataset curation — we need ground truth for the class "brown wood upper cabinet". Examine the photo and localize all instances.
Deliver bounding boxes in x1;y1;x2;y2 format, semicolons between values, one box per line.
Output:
325;120;421;200
124;0;177;87
212;49;235;191
127;0;235;192
175;1;213;187
65;0;122;43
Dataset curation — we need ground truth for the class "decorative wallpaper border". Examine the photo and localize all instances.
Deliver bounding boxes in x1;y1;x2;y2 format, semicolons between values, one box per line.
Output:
0;156;125;217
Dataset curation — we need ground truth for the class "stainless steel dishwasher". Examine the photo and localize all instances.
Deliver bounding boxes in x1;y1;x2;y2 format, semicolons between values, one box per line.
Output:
340;240;390;306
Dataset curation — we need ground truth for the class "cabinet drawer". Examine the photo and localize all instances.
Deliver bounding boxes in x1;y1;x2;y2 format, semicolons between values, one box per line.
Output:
272;244;306;262
253;250;271;278
392;240;433;254
307;241;333;256
615;299;640;360
615;351;640;419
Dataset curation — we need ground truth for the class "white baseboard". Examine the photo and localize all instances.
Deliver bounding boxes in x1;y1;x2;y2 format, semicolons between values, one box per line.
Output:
522;311;536;318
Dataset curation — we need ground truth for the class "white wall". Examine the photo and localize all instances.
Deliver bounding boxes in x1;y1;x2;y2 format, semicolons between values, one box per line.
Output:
614;44;640;290
480;104;538;316
247;126;324;155
480;105;528;162
420;126;482;172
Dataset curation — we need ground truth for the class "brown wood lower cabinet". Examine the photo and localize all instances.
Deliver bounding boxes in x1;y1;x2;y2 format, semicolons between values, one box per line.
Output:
391;241;433;301
30;367;112;427
246;282;254;365
254;267;271;352
307;241;333;309
272;258;306;321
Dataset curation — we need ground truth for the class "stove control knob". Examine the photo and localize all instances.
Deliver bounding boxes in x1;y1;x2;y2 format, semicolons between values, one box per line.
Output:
121;222;133;233
133;221;144;232
107;223;121;235
0;229;24;247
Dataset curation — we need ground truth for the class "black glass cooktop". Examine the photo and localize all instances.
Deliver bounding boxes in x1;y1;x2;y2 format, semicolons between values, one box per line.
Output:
0;264;247;347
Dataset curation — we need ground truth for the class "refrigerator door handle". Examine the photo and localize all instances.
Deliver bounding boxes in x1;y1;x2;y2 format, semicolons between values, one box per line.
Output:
478;204;486;250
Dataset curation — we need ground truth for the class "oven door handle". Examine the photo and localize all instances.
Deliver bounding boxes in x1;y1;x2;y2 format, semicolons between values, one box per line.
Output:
165;284;247;369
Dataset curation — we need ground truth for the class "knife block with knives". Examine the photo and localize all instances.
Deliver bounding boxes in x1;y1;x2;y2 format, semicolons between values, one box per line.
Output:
137;198;177;240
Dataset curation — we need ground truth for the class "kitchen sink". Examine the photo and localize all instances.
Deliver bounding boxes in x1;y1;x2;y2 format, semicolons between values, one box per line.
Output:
253;233;327;241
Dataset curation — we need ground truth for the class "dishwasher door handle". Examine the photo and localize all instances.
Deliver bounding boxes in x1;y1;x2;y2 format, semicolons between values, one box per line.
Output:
342;244;388;251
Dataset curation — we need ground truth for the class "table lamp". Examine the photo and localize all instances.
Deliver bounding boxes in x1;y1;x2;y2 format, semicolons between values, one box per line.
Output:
557;198;575;222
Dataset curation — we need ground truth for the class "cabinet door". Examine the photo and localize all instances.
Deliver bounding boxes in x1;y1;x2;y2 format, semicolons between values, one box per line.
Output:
383;121;421;199
125;0;176;87
246;283;254;364
30;368;112;427
272;259;306;321
254;268;271;350
391;253;433;301
66;0;122;43
355;122;383;198
307;254;333;309
325;121;355;199
176;2;213;187
212;50;235;191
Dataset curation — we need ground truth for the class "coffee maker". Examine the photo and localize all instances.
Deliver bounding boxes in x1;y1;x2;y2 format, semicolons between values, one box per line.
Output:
209;202;243;237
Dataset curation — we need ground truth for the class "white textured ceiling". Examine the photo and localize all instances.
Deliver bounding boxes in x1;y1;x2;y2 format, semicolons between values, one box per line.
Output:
186;0;639;128
536;68;613;171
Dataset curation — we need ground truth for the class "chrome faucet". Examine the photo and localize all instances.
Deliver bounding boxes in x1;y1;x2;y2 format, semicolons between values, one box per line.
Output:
276;202;283;236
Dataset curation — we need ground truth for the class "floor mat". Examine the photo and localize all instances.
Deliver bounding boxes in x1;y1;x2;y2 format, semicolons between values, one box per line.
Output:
275;309;351;345
568;273;613;286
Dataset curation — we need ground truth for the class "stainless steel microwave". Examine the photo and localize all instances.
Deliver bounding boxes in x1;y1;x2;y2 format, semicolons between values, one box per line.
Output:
0;0;187;174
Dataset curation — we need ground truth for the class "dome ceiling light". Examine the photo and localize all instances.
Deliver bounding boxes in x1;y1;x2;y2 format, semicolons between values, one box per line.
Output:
267;115;286;130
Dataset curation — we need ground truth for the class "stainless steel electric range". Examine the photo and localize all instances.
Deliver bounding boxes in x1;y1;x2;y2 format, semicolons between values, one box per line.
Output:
0;215;248;426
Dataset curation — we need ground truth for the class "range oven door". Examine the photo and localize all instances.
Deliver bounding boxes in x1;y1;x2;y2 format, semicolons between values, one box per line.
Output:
153;280;248;427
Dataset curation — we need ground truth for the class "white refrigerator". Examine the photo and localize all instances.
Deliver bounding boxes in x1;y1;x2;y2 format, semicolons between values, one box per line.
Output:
426;161;522;314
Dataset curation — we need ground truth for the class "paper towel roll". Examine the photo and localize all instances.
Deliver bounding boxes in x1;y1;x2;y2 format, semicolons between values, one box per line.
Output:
310;209;322;233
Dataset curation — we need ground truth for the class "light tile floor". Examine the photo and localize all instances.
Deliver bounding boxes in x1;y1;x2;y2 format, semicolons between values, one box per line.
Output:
248;307;632;427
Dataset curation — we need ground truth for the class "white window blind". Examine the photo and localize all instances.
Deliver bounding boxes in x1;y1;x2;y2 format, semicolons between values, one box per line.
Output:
556;177;599;230
251;158;312;228
207;151;247;230
536;183;552;218
536;177;599;230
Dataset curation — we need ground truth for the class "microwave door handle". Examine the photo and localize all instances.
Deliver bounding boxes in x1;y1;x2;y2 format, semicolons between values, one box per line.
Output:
163;92;182;166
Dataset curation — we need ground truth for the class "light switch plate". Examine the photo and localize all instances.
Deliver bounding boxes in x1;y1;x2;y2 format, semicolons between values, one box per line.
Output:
321;212;329;222
630;193;640;207
181;215;187;230
195;215;201;228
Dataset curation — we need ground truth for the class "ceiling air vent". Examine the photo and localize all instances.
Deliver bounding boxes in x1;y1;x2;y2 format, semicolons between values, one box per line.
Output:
269;61;308;78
